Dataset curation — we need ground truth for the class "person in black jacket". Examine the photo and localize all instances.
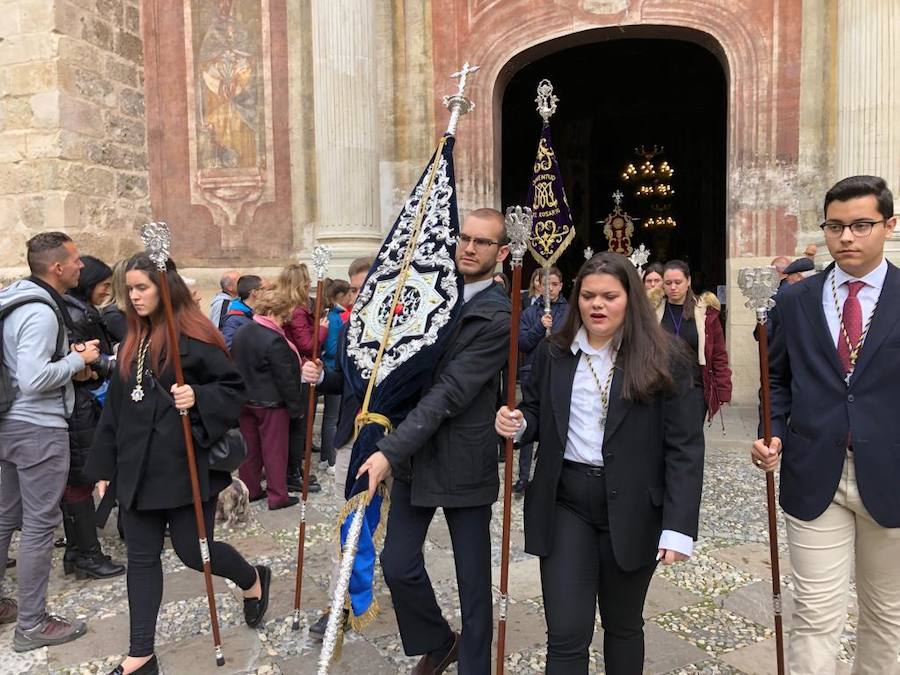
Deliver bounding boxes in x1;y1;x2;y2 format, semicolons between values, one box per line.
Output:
61;255;125;580
87;254;270;675
496;252;705;675
230;290;304;510
355;208;512;674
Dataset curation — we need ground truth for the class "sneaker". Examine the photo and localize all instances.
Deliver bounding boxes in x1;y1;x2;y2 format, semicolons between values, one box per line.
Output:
309;608;350;641
0;598;16;625
13;613;87;652
327;465;336;477
319;460;329;473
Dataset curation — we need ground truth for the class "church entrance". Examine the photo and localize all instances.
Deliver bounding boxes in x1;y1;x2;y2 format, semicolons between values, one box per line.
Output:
500;36;727;298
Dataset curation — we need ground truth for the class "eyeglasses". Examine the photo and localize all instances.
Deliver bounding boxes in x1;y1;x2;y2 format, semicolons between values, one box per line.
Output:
819;219;886;238
458;234;504;250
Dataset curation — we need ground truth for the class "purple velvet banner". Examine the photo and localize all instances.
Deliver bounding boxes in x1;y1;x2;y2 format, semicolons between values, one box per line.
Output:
526;122;575;267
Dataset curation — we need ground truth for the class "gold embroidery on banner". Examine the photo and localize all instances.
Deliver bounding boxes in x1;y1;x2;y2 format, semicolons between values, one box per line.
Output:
533;181;559;210
533;137;554;172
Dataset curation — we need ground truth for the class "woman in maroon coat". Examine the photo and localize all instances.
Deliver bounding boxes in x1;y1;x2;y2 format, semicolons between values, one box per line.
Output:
653;260;732;422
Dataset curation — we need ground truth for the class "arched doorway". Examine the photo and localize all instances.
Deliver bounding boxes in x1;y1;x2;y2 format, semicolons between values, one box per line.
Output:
500;37;727;295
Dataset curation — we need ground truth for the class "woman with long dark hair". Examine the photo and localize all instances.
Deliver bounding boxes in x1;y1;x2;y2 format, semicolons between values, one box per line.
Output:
496;252;705;674
657;260;732;422
87;254;270;675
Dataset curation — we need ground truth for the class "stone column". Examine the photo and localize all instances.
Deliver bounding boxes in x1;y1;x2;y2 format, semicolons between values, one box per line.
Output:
310;0;383;275
836;0;900;214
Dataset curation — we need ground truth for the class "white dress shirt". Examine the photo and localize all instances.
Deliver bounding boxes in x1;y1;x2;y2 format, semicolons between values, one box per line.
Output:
822;257;887;349
527;327;693;557
564;328;613;465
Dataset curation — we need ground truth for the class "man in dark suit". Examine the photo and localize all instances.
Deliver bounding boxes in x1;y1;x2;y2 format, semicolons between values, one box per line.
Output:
752;175;900;675
357;208;511;674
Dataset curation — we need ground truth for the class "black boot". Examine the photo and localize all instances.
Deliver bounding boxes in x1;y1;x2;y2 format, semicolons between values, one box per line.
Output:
61;504;79;576
69;500;126;580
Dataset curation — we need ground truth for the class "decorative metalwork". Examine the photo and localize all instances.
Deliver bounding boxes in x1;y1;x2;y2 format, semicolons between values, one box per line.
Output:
140;221;172;271
535;79;558;123
584;246;594;260
498;593;509;621
443;62;479;136
311;245;333;282
628;244;651;274
738;266;779;322
612;190;624;207
504;206;531;267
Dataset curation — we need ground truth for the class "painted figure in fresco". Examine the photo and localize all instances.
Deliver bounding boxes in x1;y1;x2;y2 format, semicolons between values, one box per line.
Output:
199;0;259;169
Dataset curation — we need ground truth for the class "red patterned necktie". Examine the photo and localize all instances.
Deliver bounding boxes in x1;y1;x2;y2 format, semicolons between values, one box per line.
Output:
837;280;865;375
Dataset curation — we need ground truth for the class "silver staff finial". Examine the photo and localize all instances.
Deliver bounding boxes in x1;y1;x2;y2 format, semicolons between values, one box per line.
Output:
140;221;172;272
628;243;651;274
612;190;624;208
738;266;779;322
504;206;532;267
311;245;333;282
584;246;594;260
444;62;479;136
535;79;558;123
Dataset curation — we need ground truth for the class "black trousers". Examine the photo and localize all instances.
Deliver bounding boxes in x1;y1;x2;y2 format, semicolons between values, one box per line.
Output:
121;498;257;657
380;479;492;674
540;463;657;674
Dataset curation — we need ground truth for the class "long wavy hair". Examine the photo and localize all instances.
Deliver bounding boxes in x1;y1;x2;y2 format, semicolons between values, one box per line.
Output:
275;263;311;311
118;253;227;380
551;252;679;402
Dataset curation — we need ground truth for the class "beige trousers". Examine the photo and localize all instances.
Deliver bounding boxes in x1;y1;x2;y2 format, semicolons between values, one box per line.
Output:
786;451;900;675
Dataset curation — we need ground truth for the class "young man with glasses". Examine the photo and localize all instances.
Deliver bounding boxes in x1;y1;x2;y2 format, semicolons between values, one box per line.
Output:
752;175;900;674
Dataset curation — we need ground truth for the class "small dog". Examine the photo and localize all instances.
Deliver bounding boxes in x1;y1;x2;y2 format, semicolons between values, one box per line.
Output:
215;478;250;527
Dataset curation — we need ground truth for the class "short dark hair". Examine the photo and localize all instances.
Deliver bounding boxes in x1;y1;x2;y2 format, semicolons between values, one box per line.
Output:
642;262;664;280
348;256;375;278
236;275;262;301
825;175;894;220
26;231;73;275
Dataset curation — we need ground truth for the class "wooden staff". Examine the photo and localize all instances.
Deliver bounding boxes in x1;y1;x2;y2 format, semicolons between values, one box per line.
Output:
496;206;532;674
293;245;333;631
739;266;785;675
141;222;225;667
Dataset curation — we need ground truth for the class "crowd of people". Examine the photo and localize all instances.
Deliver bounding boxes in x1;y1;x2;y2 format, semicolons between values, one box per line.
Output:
0;175;896;675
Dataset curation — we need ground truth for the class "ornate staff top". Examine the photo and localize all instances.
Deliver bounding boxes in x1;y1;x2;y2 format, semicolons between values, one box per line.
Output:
628;243;651;274
140;221;172;272
536;79;558;123
504;205;532;267
738;266;779;323
443;62;479;136
584;246;594;260
311;244;333;282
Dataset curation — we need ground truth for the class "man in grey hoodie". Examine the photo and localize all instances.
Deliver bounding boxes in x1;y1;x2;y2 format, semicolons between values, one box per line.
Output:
0;232;100;652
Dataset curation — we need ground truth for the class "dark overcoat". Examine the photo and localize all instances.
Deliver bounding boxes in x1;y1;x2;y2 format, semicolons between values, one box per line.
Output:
87;336;246;511
519;338;705;571
377;283;511;508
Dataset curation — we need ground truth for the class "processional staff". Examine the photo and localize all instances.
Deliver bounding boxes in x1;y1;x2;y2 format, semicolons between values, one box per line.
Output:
495;205;532;674
140;221;227;667
738;266;786;675
292;245;333;631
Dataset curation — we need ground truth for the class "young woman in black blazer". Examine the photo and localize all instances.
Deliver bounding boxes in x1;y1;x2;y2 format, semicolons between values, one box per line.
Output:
87;255;271;675
496;252;705;674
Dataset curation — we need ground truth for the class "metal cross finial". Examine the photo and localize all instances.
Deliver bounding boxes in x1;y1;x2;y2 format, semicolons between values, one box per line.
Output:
311;245;333;282
504;206;532;267
444;62;480;136
584;246;594;260
612;190;624;208
535;79;559;123
451;62;480;96
738;266;779;322
140;221;172;271
628;243;650;274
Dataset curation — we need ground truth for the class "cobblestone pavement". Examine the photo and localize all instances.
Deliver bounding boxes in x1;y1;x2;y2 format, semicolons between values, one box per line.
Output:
1;408;863;674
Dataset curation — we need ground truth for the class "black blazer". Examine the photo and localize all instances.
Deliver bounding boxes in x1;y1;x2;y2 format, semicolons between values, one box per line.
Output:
378;283;511;508
766;261;900;527
519;339;705;571
230;321;303;417
87;337;246;511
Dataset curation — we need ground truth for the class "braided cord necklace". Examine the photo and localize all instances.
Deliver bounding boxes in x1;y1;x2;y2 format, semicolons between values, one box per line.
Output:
584;348;617;427
830;271;878;385
130;336;152;402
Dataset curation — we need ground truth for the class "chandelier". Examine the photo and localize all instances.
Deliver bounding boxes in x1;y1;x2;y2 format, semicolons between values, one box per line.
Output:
621;145;677;230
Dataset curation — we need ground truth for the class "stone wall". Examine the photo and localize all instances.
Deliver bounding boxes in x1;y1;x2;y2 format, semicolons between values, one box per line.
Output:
0;0;148;279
